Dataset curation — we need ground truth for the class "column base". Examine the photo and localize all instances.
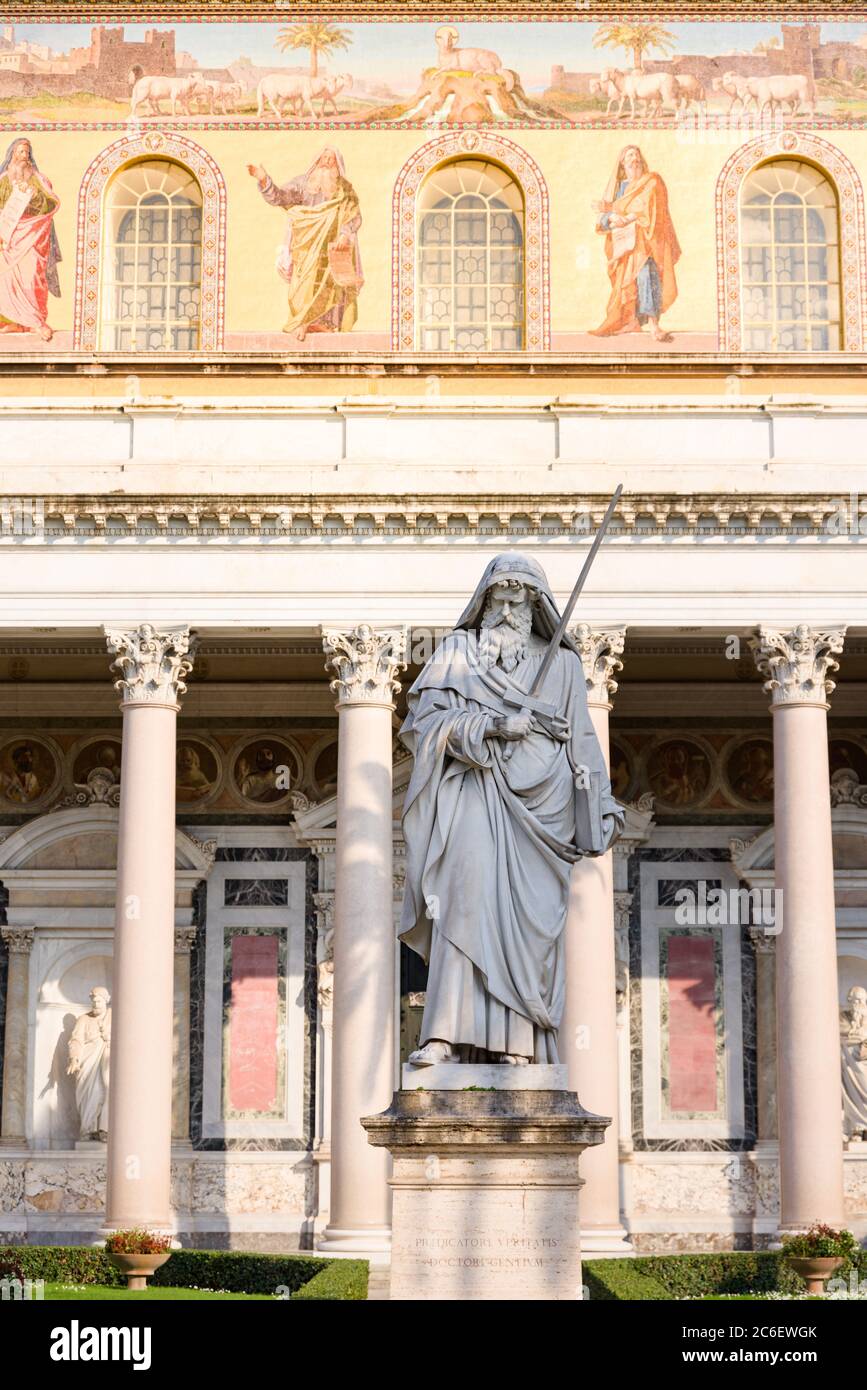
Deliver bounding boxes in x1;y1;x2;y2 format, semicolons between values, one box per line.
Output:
580;1226;636;1258
0;1136;27;1150
316;1226;392;1261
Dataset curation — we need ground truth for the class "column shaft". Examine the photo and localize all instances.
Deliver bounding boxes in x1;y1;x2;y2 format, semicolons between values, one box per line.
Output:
565;704;628;1253
0;929;33;1147
172;929;196;1146
773;704;844;1228
563;623;632;1255
319;624;406;1254
103;623;194;1233
751;624;846;1233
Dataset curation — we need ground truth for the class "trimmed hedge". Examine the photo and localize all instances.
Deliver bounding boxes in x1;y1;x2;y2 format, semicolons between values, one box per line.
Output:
583;1260;669;1301
291;1260;368;1301
584;1248;867;1301
0;1246;122;1288
0;1246;368;1300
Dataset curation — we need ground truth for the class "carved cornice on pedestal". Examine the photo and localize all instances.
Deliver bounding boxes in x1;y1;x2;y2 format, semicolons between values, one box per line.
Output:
104;624;197;708
570;624;626;707
749;624;846;708
1;926;34;954
321;624;407;707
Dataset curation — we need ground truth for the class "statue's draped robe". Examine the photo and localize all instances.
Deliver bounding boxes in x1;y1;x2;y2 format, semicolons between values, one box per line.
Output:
840;1018;867;1136
399;629;621;1062
68;1012;110;1137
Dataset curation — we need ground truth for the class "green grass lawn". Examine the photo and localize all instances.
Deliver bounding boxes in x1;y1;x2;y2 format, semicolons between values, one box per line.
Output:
44;1284;274;1301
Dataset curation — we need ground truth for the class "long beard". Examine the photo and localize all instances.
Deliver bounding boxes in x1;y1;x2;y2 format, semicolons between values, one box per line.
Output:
478;608;533;673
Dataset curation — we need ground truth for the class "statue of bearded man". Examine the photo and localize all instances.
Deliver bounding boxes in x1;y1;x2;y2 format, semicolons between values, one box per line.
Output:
399;552;625;1067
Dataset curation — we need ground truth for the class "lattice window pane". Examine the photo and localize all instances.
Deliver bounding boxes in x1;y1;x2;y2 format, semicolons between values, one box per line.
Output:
420;249;451;285
455;249;486;285
491;248;522;284
454;326;487;350
742;247;772;285
417;159;525;350
739;160;841;353
101;160;204;352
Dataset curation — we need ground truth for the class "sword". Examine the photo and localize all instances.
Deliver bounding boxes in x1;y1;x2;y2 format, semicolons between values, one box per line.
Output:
501;484;623;755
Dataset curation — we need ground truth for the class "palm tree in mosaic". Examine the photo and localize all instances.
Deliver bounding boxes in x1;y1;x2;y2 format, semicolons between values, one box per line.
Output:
593;23;677;73
275;22;352;78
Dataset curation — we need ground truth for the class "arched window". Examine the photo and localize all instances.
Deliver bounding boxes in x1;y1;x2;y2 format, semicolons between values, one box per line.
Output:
739;160;841;352
101;160;203;351
417;160;524;351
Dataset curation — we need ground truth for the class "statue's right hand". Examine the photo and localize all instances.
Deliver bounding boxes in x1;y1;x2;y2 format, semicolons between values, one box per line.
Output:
247;163;267;184
66;1061;79;1076
495;711;533;741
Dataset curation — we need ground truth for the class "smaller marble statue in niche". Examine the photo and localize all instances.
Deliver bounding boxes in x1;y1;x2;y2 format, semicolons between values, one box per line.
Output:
840;984;867;1142
66;986;111;1142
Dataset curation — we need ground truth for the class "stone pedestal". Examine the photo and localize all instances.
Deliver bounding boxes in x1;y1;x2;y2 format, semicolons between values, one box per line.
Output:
363;1066;609;1301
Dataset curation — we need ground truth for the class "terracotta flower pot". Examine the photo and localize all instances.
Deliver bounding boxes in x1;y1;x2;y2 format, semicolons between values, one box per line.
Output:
786;1255;844;1296
106;1251;170;1291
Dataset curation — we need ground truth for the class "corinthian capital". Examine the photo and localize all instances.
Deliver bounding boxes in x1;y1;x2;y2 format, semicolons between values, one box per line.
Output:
1;926;34;955
749;625;846;707
321;624;407;707
104;624;197;707
570;623;626;706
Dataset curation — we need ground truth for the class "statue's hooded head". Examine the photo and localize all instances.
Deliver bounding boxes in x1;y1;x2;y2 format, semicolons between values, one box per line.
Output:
454;552;581;656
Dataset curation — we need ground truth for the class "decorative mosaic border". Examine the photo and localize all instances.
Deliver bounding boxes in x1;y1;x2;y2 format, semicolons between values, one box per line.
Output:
716;130;867;353
15;116;867;134
73;130;227;352
392;130;550;353
4;8;867;21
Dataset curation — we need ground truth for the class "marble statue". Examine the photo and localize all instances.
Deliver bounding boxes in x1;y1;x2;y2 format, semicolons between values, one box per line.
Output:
399;552;624;1066
66;986;111;1141
840;985;867;1140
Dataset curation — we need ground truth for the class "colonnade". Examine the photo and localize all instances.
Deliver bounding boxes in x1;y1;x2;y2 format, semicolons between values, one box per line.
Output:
0;620;846;1246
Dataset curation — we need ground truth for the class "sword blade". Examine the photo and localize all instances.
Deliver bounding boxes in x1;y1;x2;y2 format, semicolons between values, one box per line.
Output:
525;483;623;700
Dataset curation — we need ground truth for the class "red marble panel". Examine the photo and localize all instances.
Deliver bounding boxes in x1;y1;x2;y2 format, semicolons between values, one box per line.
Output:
667;934;718;1113
229;934;279;1113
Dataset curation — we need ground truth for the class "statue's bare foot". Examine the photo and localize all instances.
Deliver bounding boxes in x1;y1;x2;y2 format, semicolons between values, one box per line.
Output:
407;1039;456;1067
498;1053;530;1065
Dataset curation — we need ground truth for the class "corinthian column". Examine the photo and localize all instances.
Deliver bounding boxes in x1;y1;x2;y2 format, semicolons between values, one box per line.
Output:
318;624;406;1255
563;623;633;1256
750;624;846;1232
103;624;195;1233
0;927;34;1147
